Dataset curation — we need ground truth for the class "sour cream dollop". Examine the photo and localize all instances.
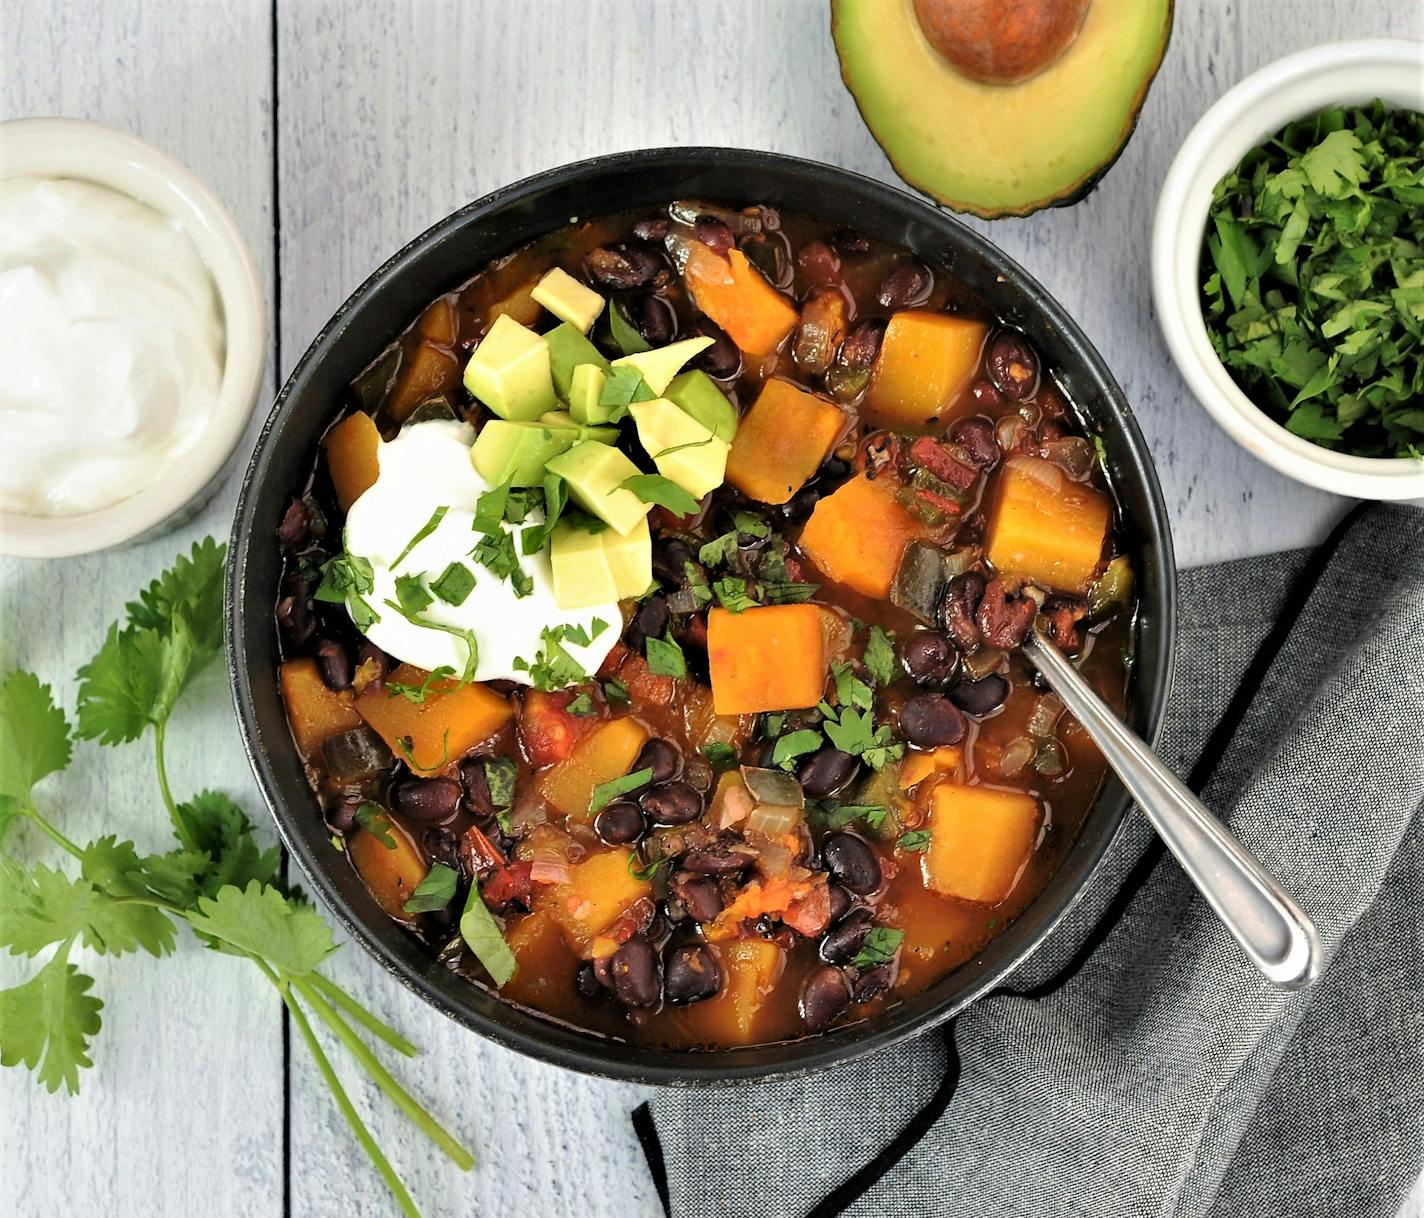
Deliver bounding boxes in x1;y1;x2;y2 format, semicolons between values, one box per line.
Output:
342;420;621;683
0;176;225;516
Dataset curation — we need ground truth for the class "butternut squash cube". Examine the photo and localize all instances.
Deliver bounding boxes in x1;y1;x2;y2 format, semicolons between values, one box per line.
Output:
985;456;1110;594
863;311;987;429
707;604;832;715
348;813;428;922
925;783;1040;905
356;664;513;777
897;746;965;791
280;658;363;759
683;243;798;357
501;909;577;1006
323;412;382;511
725;378;846;504
537;716;650;822
798;474;930;599
677;938;786;1045
543;849;651;955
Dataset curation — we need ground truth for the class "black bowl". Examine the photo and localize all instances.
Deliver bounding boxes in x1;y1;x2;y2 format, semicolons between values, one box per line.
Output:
227;148;1176;1085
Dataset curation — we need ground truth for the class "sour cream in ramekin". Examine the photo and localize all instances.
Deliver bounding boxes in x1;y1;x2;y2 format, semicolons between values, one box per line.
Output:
0;175;226;517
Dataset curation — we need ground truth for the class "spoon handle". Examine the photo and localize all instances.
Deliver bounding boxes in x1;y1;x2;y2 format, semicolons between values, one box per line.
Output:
1022;629;1321;990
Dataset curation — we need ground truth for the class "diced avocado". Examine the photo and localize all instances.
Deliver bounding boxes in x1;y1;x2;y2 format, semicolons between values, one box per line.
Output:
665;370;738;443
831;0;1172;219
463;315;556;421
545;441;651;536
602;514;652;600
471;420;577;486
610;336;714;395
570;363;616;425
628;398;730;499
549;521;620;609
546;323;612;401
539;410;618;444
530;268;605;334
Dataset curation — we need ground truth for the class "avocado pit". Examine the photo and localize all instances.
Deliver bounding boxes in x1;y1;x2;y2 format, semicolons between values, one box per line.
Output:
912;0;1090;85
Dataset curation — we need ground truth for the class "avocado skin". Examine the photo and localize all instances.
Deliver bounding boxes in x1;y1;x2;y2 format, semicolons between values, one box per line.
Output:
830;0;1175;220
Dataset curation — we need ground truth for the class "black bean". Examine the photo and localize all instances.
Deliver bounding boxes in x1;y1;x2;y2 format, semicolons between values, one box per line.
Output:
939;571;987;650
326;796;361;834
948;674;1010;716
852;961;896;1003
392;777;462;823
818;455;852;483
672;874;724;923
575;961;602;999
840;318;887;369
594;799;646;846
975;576;1036;649
459;758;494;816
693;215;736;256
682;844;756;875
797;748;859;798
899;693;968;748
422;826;461;873
826;883;855;925
652;539;695;584
275;592;315;646
877;258;933;309
691;319;741;379
627;293;677;346
901;630;960;687
950;416;1001;468
276;497;310;549
780;485;820;524
640;781;702;826
631;215;669;243
584;243;666;291
664;943;723;1004
820;908;873;965
801;965;852;1032
821;833;882;895
631;738;681;786
610;936;661;1007
829;228;871;256
625;595;671;654
796;238;841;285
987;331;1040;399
315;639;353;692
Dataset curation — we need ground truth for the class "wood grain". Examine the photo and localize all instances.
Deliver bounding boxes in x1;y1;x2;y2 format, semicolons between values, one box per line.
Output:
3;0;1420;1215
0;2;283;1215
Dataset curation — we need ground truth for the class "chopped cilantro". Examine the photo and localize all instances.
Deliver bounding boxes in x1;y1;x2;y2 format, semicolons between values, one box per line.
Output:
471;531;533;597
701;742;736;767
314;551;374;604
864;626;898;686
394;729;451;772
513;626;589;691
602;678;631;706
897;829;932;853
430;561;476;606
472;480;513;536
354;804;396;849
590;766;654;813
852;926;905;970
815;802;889;831
770;729;823;770
392;506;448;569
384;666;456;704
645;634;686;678
620;474;701;518
483;757;517;809
712;576;758;613
565;693;596;716
402;863;458;913
392;573;433;616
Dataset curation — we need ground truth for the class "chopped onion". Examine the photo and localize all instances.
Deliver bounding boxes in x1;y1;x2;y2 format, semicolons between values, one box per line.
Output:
529;858;572;886
1006;454;1065;493
1041;437;1095;480
998;735;1037;778
1027;694;1065;739
1033;738;1067;777
963;647;1006;681
747;803;802;837
996;416;1024;452
1087;555;1135;620
717;783;755;829
941;547;977;580
740;766;805;809
753;839;793;878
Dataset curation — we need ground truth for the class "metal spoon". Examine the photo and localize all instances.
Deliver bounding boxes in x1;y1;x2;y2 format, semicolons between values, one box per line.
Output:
1022;625;1321;990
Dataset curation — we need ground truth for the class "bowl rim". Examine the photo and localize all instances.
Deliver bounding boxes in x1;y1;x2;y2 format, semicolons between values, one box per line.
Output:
228;147;1177;1085
1151;37;1424;501
0;117;267;557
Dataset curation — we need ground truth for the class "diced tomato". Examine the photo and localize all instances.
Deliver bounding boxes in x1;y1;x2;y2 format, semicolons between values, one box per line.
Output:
519;688;599;767
596;640;629;679
481;860;533;912
617;652;677;708
909;436;976;491
460;823;507;875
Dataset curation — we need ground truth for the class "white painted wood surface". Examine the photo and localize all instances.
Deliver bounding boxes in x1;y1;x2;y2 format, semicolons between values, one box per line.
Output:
3;1;1421;1216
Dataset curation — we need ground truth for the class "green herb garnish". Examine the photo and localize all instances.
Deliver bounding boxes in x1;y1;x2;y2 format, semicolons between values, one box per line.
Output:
1201;101;1424;457
483;757;517;809
608;301;652;357
394;729;451;772
701;742;737;767
712;576;758;613
381;600;479;684
619;474;701;517
472;480;513;535
770;729;823;770
815;802;889;831
385;666;456;704
393;572;434;616
392;506;448;569
897;829;932;853
853;926;906;969
314;550;374;603
459;882;516;986
513;625;588;691
602;678;631;706
430;562;475;606
590;767;654;813
565;693;596;716
863;626;898;686
402;863;458;913
645;633;686;678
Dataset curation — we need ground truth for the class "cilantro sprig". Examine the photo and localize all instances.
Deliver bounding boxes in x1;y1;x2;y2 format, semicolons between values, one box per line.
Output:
0;540;472;1217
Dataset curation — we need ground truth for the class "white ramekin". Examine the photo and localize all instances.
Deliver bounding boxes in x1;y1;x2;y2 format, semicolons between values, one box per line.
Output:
1152;38;1424;501
0;118;266;557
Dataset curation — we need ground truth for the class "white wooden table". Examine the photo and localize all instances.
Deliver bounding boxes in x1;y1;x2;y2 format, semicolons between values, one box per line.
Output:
3;3;1420;1215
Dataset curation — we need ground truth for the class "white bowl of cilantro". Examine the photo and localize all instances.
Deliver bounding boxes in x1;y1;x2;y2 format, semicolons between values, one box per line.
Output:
1153;39;1424;500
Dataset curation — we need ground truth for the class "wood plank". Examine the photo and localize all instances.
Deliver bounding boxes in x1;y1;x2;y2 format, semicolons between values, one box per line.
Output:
0;2;284;1216
273;3;1422;1216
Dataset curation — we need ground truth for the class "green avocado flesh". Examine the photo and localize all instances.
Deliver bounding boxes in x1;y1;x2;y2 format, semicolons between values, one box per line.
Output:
832;0;1173;218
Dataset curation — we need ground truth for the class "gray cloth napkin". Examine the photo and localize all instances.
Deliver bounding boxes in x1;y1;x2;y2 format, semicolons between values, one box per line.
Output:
639;501;1424;1218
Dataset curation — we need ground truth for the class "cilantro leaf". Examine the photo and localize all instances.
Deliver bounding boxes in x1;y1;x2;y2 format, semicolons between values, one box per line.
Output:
590;767;654;813
125;537;227;668
459;883;516;986
392;506;448;569
770;729;823;770
431;562;476;606
402;863;458;914
483;757;517;809
186;881;337;977
0;946;103;1094
864;627;897;686
0;857;174;958
702;742;736;767
897;829;932;853
0;670;72;806
354;804;397;849
180;791;281;897
620;474;701;518
645;634;686;678
852;926;905;970
75;623;190;744
393;573;434;616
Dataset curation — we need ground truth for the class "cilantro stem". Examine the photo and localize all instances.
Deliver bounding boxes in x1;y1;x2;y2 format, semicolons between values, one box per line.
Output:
266;968;423;1218
305;973;419;1058
294;976;474;1170
153;722;199;855
19;803;84;860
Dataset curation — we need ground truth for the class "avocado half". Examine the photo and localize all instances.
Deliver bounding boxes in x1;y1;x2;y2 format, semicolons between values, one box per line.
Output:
832;0;1174;219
